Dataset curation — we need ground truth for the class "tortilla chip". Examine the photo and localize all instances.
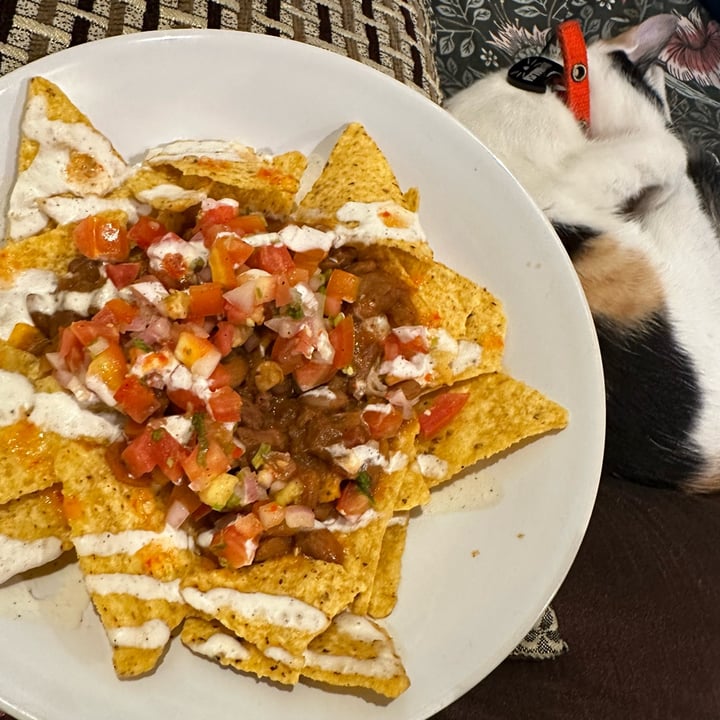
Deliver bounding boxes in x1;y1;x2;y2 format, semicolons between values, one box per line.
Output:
181;555;362;657
301;611;410;698
296;123;407;224
0;421;66;504
0;225;78;281
7;77;130;242
367;516;409;620
0;485;72;585
416;373;569;489
54;442;195;677
394;463;431;511
182;617;301;685
143;141;307;218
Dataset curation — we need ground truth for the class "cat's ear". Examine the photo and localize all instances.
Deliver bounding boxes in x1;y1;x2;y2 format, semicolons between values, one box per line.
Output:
602;14;678;70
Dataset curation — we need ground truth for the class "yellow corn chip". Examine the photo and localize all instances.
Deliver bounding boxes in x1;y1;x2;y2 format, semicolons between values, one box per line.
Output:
366;516;409;620
416;373;569;489
181;555;362;657
297;123;407;223
7;77;131;242
182;617;301;685
0;485;72;585
301;611;410;698
54;442;195;678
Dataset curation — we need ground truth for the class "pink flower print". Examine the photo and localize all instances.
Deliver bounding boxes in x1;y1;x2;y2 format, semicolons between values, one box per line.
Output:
662;8;720;89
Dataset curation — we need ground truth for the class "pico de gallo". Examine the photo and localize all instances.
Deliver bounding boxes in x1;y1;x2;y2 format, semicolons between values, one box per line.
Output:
22;199;469;570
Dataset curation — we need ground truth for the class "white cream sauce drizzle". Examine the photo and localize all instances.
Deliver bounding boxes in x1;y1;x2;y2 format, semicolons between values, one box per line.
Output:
145;140;262;165
8;93;130;239
29;392;122;441
39;196;142;227
303;613;403;679
181;586;327;634
187;631;251;662
0;534;64;585
107;619;170;650
84;574;184;603
335;201;426;245
73;525;194;558
135;183;207;206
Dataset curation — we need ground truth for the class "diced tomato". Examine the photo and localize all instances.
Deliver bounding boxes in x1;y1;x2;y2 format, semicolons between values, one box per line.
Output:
165;483;205;528
211;321;236;356
150;428;189;483
74;215;129;262
161;252;189;281
325;269;360;317
93;298;139;328
121;428;159;478
187;282;224;318
417;392;470;439
127;215;167;250
114;375;163;423
119;426;188;482
329;315;355;369
221;355;249;387
270;335;313;374
227;214;267;236
105;262;141;289
58;326;85;372
336;481;372;519
248;245;295;275
292;248;326;277
196;203;238;232
207;235;254;288
293;360;336;392
383;332;429;362
362;405;405;440
106;441;151;486
210;513;264;569
182;440;232;490
207;386;242;423
207;355;248;390
167;387;205;414
69;319;120;347
273;274;293;307
86;341;127;393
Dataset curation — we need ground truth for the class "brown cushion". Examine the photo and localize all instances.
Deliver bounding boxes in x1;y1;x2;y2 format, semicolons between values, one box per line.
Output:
434;475;720;718
0;0;442;103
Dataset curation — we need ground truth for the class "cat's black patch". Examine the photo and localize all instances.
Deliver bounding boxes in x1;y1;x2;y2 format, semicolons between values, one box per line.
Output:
609;52;665;112
552;222;599;258
687;148;720;231
595;312;705;489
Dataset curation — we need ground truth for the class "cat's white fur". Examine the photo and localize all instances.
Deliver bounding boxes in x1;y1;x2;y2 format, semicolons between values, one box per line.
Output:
447;15;720;488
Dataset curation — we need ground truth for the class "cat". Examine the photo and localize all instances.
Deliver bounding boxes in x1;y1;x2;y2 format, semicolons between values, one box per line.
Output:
446;14;720;493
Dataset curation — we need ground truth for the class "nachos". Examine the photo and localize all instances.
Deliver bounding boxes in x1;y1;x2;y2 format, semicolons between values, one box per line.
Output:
0;78;568;697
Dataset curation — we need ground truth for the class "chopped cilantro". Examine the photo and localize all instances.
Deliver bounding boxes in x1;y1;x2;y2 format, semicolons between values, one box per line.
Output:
251;442;271;469
192;413;209;464
286;303;304;320
355;470;374;502
130;338;152;352
151;428;165;442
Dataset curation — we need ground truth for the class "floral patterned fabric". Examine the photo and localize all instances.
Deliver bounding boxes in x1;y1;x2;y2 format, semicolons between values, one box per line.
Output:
430;0;720;158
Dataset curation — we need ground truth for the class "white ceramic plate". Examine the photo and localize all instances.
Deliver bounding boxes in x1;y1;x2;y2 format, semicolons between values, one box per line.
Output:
0;31;604;720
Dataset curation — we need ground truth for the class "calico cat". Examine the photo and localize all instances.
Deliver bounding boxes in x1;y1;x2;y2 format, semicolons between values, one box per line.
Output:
447;14;720;493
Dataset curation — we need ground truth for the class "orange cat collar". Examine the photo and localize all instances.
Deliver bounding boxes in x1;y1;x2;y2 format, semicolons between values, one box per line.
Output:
556;19;590;128
506;19;591;129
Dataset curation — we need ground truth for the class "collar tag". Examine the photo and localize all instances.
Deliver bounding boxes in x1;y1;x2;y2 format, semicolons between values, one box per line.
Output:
507;56;563;94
